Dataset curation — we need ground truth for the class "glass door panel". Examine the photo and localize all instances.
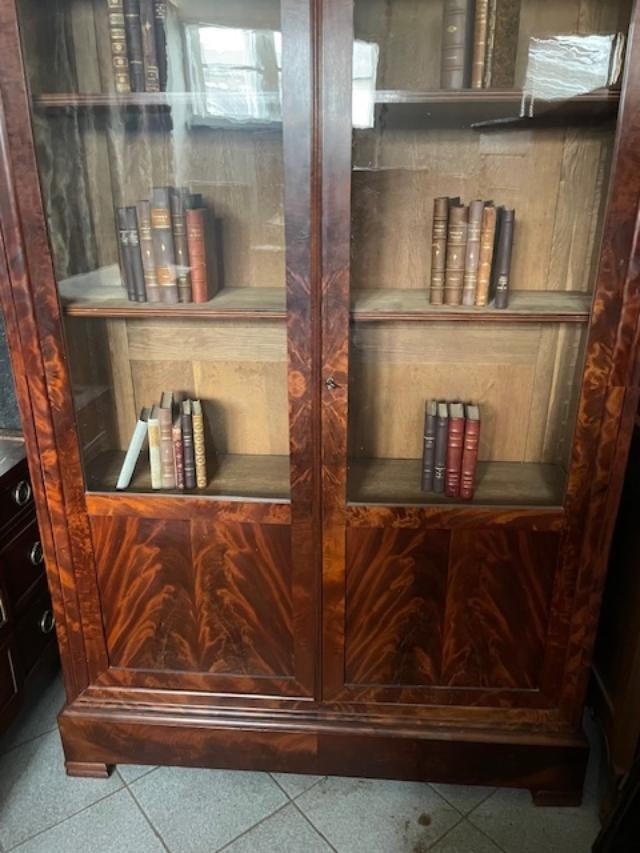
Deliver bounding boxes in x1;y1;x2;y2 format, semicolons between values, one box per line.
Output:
17;0;290;499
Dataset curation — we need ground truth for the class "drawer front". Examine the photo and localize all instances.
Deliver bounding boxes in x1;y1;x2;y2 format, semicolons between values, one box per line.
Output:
14;581;55;679
0;640;19;713
0;460;33;533
1;516;45;611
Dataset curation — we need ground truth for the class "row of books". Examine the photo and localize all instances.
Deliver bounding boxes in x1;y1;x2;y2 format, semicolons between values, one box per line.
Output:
108;0;167;94
441;0;520;91
117;187;212;304
422;400;481;500
116;392;208;490
429;197;515;308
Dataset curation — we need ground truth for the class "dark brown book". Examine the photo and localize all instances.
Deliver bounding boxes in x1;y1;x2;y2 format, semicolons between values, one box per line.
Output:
445;402;465;498
123;0;145;92
483;0;497;88
170;188;192;303
444;204;468;305
125;206;147;303
186;196;210;304
434;402;449;494
172;408;184;490
182;399;196;489
475;202;496;306
158;391;176;489
462;200;484;306
116;207;136;302
440;0;473;89
150;187;178;304
106;0;131;94
489;0;521;89
153;0;167;91
493;207;515;309
421;399;438;492
136;200;161;303
429;197;449;304
460;404;481;500
472;0;490;88
139;0;160;93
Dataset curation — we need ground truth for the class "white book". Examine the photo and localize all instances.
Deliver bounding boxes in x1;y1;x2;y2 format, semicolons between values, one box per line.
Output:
116;408;150;490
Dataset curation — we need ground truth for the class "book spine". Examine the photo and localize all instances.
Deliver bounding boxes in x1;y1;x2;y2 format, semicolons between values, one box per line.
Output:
153;0;167;91
106;0;131;94
434;412;448;494
186;206;210;304
148;418;162;489
444;206;467;306
472;0;490;88
440;0;472;89
158;406;176;489
116;207;136;301
151;187;179;304
421;407;437;492
182;410;196;489
171;188;192;303
136;200;161;302
445;413;465;498
122;0;145;92
483;0;497;88
462;200;484;306
460;418;481;500
493;208;515;309
116;417;148;489
125;206;147;302
139;0;160;93
475;203;497;306
173;421;185;489
192;409;207;489
490;0;521;89
429;197;449;304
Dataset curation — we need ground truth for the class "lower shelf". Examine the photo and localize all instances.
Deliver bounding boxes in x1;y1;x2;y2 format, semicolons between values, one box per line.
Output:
348;458;566;507
86;451;290;501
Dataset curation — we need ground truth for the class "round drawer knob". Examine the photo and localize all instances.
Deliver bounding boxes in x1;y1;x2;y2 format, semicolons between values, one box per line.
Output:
29;541;44;566
12;480;32;507
39;609;55;635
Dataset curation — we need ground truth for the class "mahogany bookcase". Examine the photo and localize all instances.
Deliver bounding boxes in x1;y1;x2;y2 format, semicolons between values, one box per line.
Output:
0;0;638;803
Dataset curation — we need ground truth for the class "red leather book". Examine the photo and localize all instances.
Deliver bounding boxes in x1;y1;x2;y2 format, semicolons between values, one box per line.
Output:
461;404;481;500
172;408;184;489
445;402;465;498
186;195;210;304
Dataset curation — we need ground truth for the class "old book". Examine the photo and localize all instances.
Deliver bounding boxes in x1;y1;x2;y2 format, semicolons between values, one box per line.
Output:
116;207;136;301
125;206;147;302
136;199;161;303
445;402;465;498
151;187;178;304
461;404;481;500
158;391;176;489
116;407;149;489
122;0;145;92
440;0;473;89
475;202;496;306
462;200;484;306
153;0;167;91
421;399;438;492
192;399;208;489
429;197;449;304
106;0;131;94
471;0;490;88
182;399;196;489
170;188;192;303
147;405;162;489
434;402;449;494
444;204;467;305
493;207;515;309
489;0;521;89
186;196;210;304
172;407;184;490
483;0;497;87
139;0;160;92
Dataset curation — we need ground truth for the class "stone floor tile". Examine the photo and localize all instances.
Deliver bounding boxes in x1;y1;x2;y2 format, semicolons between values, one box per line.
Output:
430;784;496;815
118;765;158;785
270;772;325;799
430;820;502;852
222;803;333;852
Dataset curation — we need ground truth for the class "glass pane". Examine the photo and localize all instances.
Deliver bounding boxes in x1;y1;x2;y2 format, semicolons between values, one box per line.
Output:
348;0;632;507
18;0;289;499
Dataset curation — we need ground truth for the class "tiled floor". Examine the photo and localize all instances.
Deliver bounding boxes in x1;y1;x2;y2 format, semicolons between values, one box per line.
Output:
0;671;603;853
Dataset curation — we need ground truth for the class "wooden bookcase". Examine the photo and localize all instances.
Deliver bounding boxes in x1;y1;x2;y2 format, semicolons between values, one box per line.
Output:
0;0;639;802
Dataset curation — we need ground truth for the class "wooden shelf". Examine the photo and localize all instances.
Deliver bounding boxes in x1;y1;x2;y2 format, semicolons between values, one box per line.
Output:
86;450;290;501
348;457;566;508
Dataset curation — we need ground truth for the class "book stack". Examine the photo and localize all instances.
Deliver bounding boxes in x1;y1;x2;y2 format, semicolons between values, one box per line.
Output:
440;0;521;90
116;188;213;304
421;399;481;500
107;0;168;94
429;197;515;308
116;392;209;490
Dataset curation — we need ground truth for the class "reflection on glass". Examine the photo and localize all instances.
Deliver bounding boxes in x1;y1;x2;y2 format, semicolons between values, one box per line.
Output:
352;40;379;129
